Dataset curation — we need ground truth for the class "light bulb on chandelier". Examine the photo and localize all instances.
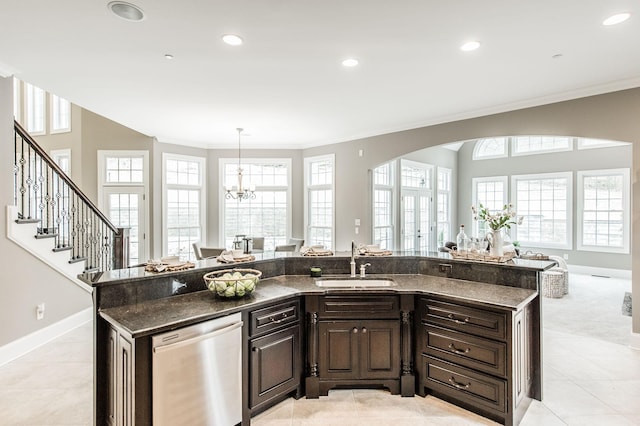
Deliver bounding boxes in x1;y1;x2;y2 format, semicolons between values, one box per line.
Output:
225;128;256;201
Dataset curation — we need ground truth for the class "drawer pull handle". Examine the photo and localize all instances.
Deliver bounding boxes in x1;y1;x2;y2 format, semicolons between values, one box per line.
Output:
269;312;288;324
448;377;470;390
447;313;470;324
448;343;471;354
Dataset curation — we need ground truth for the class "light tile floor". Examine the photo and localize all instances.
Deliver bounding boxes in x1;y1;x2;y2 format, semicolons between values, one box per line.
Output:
0;274;638;425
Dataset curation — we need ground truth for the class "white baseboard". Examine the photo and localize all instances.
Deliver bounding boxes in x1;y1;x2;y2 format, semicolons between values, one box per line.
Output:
0;307;92;366
567;264;632;279
630;332;640;351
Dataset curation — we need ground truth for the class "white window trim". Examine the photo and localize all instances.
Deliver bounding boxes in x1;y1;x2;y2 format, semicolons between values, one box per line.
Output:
510;171;573;250
577;168;630;254
472;138;508;160
50;94;71;134
164;153;207;257
219;157;292;247
511;136;573;157
372;161;395;250
98;150;150;260
471;176;508;237
304;154;335;250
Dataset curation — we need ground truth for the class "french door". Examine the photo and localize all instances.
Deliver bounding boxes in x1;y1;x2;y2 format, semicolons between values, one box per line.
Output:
401;189;431;252
103;187;146;266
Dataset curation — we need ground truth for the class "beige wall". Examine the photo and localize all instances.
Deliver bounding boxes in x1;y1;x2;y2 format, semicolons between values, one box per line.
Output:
0;77;91;348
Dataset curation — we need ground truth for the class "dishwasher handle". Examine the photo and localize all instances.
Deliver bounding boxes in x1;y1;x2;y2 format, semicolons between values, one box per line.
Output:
153;321;243;354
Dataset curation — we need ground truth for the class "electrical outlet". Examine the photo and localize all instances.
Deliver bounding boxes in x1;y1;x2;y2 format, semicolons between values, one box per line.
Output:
36;303;45;320
563;254;569;260
355;226;359;235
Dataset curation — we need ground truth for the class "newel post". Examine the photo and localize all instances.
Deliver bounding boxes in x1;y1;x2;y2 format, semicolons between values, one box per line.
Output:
113;227;130;269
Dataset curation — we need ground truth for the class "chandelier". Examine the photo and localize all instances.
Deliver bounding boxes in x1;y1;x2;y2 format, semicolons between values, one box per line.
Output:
225;128;256;201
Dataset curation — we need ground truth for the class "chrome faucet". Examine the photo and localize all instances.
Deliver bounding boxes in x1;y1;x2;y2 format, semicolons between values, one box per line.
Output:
350;241;357;277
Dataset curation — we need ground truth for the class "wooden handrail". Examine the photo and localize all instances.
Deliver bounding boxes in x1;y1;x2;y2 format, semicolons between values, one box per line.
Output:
14;120;119;234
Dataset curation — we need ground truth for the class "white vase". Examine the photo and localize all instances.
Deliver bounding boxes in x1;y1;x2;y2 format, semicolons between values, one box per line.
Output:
486;229;504;256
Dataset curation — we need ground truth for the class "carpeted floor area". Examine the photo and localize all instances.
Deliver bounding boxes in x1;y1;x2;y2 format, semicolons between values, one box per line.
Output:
542;273;632;346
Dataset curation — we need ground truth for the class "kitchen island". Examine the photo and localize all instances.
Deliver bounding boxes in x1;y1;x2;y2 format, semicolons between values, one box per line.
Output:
81;252;553;426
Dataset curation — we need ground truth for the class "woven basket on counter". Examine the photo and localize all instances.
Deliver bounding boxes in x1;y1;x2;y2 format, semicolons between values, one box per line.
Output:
203;268;261;298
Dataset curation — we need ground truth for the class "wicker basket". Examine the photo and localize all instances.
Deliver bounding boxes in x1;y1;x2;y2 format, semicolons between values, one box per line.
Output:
541;270;564;298
203;268;261;298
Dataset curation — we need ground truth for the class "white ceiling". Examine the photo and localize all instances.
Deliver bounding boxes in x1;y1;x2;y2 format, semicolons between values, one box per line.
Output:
1;1;639;149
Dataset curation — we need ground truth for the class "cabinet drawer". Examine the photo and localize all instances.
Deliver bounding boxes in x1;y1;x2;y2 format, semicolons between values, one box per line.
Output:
424;325;506;377
421;298;507;340
422;355;506;414
318;295;399;319
250;299;300;337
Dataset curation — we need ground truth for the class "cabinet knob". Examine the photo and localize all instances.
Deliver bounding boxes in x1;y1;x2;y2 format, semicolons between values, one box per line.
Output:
252;347;259;352
361;327;367;334
352;327;359;334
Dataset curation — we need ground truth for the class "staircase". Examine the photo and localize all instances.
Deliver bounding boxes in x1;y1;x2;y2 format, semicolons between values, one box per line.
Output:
8;121;128;289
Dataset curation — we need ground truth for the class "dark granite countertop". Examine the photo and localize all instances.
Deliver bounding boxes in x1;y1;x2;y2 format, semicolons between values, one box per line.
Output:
81;251;555;287
100;274;538;338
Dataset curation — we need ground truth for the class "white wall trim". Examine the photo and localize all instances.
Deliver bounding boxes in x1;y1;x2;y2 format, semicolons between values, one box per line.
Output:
567;264;632;279
0;307;92;366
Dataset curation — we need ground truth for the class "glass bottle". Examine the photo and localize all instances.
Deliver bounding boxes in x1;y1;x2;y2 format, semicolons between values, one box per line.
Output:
456;224;469;252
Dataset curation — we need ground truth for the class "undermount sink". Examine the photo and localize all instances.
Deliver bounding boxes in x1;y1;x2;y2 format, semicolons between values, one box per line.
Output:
315;278;396;288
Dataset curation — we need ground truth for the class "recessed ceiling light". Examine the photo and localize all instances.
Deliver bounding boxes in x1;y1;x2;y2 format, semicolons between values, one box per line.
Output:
342;58;359;67
107;1;145;22
164;54;174;60
460;41;481;52
603;12;631;26
222;34;244;46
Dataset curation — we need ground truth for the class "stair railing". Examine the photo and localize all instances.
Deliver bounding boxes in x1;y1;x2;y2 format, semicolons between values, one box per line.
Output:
13;121;128;272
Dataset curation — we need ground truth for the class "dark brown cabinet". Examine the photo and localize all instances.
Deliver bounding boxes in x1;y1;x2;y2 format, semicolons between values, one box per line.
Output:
416;296;536;426
247;298;303;415
318;319;400;380
306;294;408;397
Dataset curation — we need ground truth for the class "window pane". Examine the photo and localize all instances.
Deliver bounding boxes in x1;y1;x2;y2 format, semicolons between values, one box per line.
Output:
515;175;569;246
473;138;507;159
580;171;627;250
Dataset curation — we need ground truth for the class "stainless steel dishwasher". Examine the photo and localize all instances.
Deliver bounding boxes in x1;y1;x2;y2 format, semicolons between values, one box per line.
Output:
152;312;243;426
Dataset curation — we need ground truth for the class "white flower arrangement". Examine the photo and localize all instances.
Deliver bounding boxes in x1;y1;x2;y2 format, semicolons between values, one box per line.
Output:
471;203;523;231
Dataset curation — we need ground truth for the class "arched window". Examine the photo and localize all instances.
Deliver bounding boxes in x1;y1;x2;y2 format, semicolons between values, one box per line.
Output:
472;138;508;160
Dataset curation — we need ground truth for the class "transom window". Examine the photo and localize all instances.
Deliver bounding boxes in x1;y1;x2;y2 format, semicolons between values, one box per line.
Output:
472;138;508;160
304;155;334;249
512;136;572;155
577;139;630;150
106;156;144;183
577;169;630;253
511;172;572;249
401;162;430;188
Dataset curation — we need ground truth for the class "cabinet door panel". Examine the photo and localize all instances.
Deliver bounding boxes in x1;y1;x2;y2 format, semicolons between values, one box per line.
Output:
318;321;358;379
361;320;401;379
250;325;300;409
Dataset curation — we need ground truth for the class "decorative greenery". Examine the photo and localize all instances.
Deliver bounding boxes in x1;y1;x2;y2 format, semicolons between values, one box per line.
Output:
472;203;523;231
